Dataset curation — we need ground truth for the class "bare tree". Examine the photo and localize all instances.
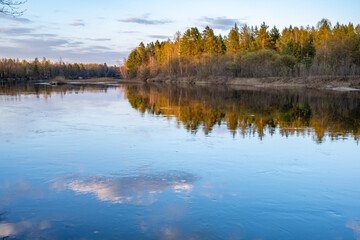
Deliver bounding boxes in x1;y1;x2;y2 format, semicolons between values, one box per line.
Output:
0;0;26;16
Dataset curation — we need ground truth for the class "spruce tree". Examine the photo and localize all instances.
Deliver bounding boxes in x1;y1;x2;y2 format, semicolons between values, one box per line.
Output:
226;24;240;54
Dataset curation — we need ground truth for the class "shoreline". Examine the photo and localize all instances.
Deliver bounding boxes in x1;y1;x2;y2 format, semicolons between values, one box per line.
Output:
2;76;360;91
137;75;360;91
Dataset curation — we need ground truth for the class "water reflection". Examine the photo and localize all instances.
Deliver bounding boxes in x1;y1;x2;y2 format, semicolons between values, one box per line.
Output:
0;82;359;239
347;221;360;240
2;82;360;143
0;82;115;99
53;171;196;205
0;181;44;203
0;220;50;239
125;84;360;143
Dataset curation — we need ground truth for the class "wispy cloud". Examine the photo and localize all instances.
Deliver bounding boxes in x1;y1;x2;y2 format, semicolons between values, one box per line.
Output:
27;33;58;38
0;14;32;23
0;37;128;65
199;17;246;30
89;45;112;51
0;28;60;39
66;41;84;47
91;38;111;41
0;27;34;35
118;30;140;34
118;17;172;25
70;19;85;27
12;38;69;49
147;34;170;39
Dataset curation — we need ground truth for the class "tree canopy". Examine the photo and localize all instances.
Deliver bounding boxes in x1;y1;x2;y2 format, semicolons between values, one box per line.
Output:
125;19;360;80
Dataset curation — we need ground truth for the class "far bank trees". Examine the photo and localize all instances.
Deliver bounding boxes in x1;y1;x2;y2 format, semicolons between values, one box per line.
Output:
125;19;360;80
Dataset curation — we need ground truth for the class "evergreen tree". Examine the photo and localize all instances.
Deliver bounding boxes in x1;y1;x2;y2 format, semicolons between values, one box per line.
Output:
240;25;251;50
180;27;203;57
269;26;280;50
215;35;226;54
256;22;270;49
202;26;217;54
127;50;142;70
282;39;301;61
226;24;240;54
302;34;316;58
138;42;148;64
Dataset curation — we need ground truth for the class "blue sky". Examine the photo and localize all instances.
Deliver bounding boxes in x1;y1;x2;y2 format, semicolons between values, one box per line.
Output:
0;0;359;65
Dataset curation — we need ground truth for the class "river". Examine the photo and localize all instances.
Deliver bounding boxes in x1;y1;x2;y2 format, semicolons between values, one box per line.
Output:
0;83;359;239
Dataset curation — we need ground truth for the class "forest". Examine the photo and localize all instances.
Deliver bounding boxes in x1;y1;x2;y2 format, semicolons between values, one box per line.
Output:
125;19;360;80
0;58;120;81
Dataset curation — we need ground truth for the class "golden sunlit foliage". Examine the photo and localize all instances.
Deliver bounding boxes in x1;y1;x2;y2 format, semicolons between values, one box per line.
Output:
126;19;360;80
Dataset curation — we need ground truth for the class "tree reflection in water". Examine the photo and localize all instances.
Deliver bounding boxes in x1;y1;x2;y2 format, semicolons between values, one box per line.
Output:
126;84;360;143
1;82;359;143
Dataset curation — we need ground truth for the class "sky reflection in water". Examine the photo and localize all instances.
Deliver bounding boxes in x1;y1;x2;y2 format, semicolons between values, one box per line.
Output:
0;83;360;239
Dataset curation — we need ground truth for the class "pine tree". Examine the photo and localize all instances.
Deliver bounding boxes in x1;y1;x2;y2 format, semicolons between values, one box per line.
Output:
269;26;280;50
127;50;142;70
202;26;217;54
180;27;203;57
256;22;270;49
215;35;226;54
226;24;240;54
240;25;251;50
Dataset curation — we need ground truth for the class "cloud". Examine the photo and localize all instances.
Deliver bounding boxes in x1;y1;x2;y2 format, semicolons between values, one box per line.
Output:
88;45;112;51
92;38;111;41
70;19;85;27
147;34;170;39
0;27;34;35
199;17;246;30
0;14;31;23
70;22;85;27
53;171;196;205
118;30;140;34
0;43;127;65
0;34;128;65
0;27;57;38
66;41;84;47
118;17;172;25
12;38;68;49
27;33;58;38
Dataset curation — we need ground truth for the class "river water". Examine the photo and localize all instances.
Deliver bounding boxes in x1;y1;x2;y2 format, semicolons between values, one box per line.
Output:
0;83;359;239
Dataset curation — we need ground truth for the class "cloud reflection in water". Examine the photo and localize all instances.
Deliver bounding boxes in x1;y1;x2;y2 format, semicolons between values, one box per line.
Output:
55;171;196;205
347;221;360;240
0;220;50;238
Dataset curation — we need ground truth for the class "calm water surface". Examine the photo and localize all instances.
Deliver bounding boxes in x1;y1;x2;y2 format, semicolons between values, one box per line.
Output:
0;83;360;239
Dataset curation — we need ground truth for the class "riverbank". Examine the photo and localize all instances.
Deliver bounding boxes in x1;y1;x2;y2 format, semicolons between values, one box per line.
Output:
137;75;360;90
3;76;360;91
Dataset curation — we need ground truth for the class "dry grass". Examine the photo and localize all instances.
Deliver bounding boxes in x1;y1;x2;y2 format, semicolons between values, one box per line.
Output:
70;77;121;83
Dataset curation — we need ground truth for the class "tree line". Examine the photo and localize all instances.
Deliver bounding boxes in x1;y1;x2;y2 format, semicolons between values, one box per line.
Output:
0;58;121;81
125;19;360;79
